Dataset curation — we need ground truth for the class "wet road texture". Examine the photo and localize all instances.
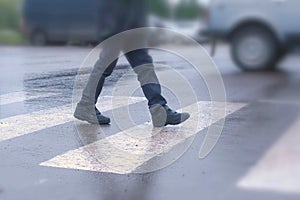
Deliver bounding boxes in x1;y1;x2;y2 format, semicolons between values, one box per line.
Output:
0;45;300;200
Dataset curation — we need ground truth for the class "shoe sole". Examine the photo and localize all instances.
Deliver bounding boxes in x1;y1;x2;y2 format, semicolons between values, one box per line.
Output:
153;113;191;127
166;113;190;126
74;113;110;125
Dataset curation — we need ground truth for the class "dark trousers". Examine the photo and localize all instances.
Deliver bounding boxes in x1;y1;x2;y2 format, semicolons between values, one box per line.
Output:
80;47;167;108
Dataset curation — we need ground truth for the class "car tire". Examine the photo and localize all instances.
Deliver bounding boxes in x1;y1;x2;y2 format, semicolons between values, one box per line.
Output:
30;31;48;46
231;26;279;71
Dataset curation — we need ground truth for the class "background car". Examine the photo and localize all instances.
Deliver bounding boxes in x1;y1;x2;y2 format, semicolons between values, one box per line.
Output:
21;0;102;46
205;0;300;71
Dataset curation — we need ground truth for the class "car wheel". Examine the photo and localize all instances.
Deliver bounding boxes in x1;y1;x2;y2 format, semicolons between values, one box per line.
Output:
31;31;47;46
231;26;279;71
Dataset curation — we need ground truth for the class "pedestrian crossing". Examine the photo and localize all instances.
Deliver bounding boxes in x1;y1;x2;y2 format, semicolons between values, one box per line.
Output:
259;99;300;106
40;101;247;174
237;115;300;194
0;91;56;106
0;90;249;175
0;95;146;142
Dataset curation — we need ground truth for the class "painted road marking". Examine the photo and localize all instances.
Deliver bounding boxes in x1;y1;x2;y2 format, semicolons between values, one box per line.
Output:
0;105;72;142
40;101;247;174
237;115;300;194
0;91;57;106
259;99;300;106
0;96;146;142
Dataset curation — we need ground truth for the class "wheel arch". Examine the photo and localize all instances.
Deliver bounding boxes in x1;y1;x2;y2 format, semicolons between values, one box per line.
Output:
227;19;281;46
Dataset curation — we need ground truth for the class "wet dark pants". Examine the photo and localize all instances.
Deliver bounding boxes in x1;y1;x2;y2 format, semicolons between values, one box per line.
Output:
79;46;167;108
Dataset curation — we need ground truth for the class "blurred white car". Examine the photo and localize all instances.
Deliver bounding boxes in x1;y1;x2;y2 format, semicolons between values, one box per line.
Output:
148;15;206;43
205;0;300;71
164;20;204;41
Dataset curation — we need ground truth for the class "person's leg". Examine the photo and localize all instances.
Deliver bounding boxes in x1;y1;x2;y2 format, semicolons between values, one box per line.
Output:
80;49;119;106
125;49;190;127
125;49;167;107
74;46;120;124
94;59;118;104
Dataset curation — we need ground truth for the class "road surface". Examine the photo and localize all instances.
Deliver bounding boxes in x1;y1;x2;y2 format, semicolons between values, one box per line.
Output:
0;44;300;200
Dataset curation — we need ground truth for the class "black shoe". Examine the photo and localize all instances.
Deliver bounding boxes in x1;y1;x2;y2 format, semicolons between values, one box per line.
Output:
150;105;190;127
95;107;102;116
74;104;110;125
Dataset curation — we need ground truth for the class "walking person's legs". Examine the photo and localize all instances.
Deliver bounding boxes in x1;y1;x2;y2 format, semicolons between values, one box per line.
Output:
74;46;120;124
125;49;167;107
125;49;190;127
94;59;118;104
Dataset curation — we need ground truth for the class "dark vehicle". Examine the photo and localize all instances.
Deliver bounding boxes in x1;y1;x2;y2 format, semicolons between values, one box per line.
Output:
21;0;103;45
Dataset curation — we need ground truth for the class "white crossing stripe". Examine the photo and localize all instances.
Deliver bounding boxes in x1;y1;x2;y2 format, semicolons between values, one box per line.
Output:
259;99;300;106
0;105;73;142
0;91;57;106
237;115;300;194
0;96;146;142
40;101;247;174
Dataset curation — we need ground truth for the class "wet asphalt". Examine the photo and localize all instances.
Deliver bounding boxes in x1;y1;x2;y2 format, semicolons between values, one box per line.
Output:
0;44;300;200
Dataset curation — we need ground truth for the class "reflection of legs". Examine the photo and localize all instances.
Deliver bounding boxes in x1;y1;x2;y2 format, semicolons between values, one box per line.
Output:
125;49;167;107
74;47;120;124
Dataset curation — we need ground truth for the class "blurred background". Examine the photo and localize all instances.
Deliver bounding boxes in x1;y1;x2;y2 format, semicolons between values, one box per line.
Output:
0;0;209;45
1;0;299;71
1;1;300;200
0;0;23;44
